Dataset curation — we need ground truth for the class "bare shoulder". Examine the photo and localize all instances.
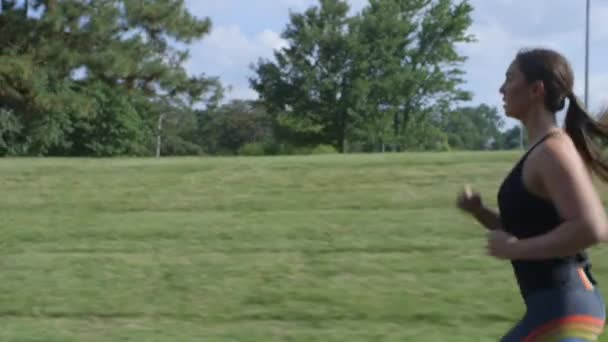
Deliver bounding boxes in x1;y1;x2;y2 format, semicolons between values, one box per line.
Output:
524;132;588;199
534;132;587;174
530;131;608;237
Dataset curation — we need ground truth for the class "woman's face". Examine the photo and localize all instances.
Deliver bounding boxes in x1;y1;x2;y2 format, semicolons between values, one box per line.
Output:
499;61;536;120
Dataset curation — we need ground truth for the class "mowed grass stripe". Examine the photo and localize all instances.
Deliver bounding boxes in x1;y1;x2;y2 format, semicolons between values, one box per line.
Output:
1;153;608;341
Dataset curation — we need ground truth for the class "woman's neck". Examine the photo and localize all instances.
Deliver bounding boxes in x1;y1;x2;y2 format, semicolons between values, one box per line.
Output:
521;108;560;147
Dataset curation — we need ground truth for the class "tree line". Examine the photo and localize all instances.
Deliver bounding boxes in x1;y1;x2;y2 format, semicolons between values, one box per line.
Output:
0;0;523;157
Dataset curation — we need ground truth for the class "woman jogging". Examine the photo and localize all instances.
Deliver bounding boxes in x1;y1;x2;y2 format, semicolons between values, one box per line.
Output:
457;48;608;341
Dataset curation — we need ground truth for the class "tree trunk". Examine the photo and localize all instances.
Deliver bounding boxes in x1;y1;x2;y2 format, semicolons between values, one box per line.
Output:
46;0;57;12
156;113;164;158
338;111;348;153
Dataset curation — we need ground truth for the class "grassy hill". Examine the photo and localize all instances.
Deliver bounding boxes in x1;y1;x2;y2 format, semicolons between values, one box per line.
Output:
2;152;608;341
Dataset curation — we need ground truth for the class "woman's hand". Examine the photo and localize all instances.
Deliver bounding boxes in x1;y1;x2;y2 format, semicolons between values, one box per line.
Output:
487;229;519;260
456;184;483;215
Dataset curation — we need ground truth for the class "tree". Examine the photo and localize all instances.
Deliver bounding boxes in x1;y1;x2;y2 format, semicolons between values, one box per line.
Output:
353;0;473;151
499;125;525;150
0;108;23;155
251;0;356;152
0;0;222;156
250;0;475;152
196;100;273;155
442;104;505;150
156;107;204;156
58;82;149;156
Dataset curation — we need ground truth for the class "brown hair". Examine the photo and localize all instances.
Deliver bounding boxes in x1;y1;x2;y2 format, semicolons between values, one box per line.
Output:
515;48;608;182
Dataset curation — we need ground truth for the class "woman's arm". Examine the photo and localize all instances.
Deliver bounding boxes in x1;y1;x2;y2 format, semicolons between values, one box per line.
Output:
457;185;502;231
471;205;502;231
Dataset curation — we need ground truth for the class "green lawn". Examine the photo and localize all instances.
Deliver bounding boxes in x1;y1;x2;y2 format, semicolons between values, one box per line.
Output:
2;152;608;341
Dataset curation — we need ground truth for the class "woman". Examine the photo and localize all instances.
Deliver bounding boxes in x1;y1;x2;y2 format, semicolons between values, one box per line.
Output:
457;48;608;341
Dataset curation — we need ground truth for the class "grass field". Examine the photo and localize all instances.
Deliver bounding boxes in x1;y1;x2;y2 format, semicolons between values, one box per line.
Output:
2;152;608;341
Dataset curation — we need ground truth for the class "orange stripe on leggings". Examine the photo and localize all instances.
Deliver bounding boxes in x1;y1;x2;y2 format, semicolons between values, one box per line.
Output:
578;267;594;291
522;315;605;342
535;323;603;341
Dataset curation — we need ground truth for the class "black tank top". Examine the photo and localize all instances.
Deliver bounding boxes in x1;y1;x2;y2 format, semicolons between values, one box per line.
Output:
497;131;594;298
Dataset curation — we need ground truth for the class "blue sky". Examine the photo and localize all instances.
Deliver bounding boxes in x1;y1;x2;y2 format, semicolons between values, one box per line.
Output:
184;0;608;129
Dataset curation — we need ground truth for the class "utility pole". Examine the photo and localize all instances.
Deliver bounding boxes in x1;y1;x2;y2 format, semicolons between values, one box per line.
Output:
585;0;590;108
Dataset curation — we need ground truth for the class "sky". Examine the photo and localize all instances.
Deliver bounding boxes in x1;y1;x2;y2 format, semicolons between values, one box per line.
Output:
183;0;608;129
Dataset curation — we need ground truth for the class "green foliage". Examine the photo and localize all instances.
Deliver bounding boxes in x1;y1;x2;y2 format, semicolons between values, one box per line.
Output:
0;108;23;155
499;125;525;150
251;0;475;152
63;83;150;156
251;0;355;152
311;144;338;154
159;110;205;156
443;104;505;150
239;142;337;156
400;113;451;151
0;0;221;156
159;134;205;156
0;0;516;155
238;142;267;156
197;100;273;155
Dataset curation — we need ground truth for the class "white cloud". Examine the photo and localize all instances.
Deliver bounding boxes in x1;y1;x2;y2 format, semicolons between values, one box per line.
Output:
184;0;228;16
226;86;258;101
184;24;289;102
456;19;536;127
188;25;256;69
455;0;607;129
183;0;367;103
182;0;608;120
275;0;312;11
185;25;286;73
347;0;368;14
592;2;608;41
589;73;608;113
274;0;367;14
256;29;289;52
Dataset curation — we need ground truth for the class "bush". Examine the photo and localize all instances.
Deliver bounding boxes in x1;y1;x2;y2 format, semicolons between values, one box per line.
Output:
310;144;337;154
239;142;338;156
238;142;266;156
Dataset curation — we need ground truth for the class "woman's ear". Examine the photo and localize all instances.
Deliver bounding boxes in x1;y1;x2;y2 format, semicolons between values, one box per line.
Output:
530;80;546;100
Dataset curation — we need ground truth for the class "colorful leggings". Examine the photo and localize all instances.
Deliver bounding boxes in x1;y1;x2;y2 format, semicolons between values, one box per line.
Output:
501;268;606;341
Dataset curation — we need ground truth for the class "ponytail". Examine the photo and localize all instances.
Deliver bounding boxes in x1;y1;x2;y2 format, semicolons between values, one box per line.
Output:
565;93;608;182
